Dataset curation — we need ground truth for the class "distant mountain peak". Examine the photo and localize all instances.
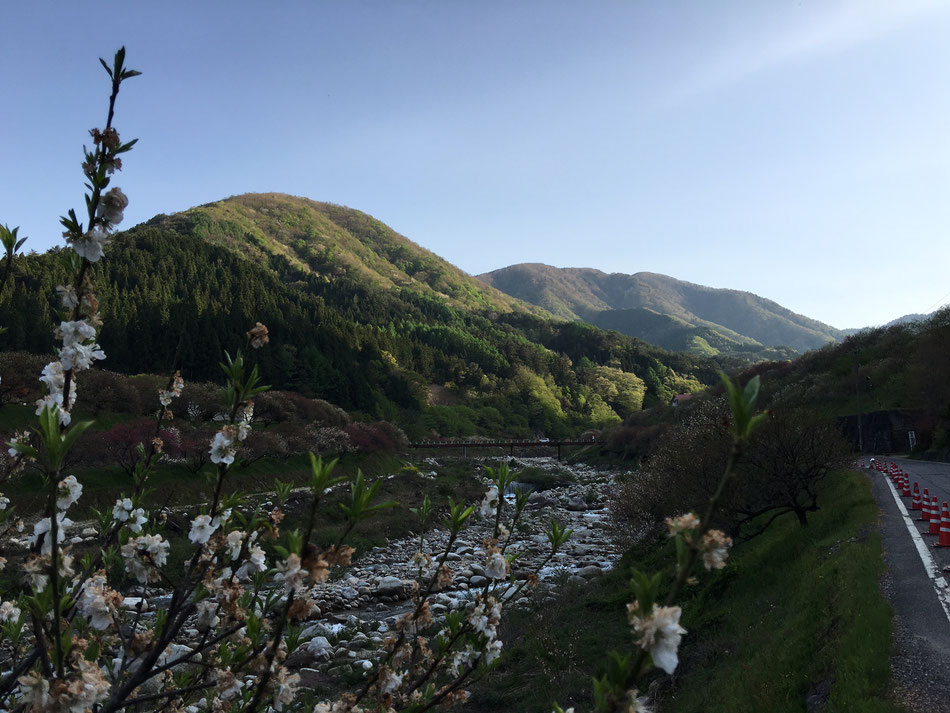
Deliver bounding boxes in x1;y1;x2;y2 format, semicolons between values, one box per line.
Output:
478;263;843;360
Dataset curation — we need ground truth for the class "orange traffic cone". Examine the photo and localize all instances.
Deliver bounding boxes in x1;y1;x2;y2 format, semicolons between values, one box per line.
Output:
902;475;911;498
921;489;932;521
937;504;950;547
929;497;942;534
912;483;922;510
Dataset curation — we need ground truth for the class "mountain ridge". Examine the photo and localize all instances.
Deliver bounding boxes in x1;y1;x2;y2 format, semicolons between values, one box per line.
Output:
477;263;844;357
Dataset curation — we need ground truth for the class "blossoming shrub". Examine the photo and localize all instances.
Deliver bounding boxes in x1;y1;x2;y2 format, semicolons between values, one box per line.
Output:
255;390;350;429
73;418;181;474
343;421;409;454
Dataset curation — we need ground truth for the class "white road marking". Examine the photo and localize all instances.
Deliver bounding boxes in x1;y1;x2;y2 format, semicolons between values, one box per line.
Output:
882;471;950;626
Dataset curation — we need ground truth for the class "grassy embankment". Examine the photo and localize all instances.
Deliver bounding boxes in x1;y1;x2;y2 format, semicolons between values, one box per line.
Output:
468;468;903;713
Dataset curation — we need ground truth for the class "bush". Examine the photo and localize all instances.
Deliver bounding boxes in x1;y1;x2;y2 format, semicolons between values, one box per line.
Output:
0;351;47;406
81;369;143;416
609;397;850;544
239;428;289;464
344;420;409;453
73;419;181;474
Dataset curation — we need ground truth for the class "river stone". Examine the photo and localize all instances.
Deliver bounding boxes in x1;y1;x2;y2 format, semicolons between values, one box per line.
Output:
566;496;588;511
306;636;333;659
375;576;405;596
576;565;603;579
340;586;359;600
469;575;489;587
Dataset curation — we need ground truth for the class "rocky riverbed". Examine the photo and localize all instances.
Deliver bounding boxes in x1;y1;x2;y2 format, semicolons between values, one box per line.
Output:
4;456;625;692
281;456;623;682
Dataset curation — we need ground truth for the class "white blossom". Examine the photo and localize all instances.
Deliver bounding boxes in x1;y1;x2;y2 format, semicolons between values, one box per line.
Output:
665;513;701;537
127;508;148;534
70;227;110;262
701;530;732;571
0;494;10;510
56;475;83;511
485;551;509;581
28;513;73;555
225;530;244;560
628;604;686;675
158;371;184;407
209;430;237;465
479;486;499;519
379;668;403;695
113;498;133;522
121;534;170;583
56;284;79;309
279;553;306;593
97;187;128;227
196;600;220;631
484;637;503;665
142;533;169;566
189;514;217;545
0;600;21;623
23;556;49;592
78;574;117;630
59;341;106;372
237;402;254;441
468;596;502;639
35;395;72;426
272;668;300;710
36;361;77;425
56;320;96;347
237;544;267;579
15;672;49;710
215;670;243;701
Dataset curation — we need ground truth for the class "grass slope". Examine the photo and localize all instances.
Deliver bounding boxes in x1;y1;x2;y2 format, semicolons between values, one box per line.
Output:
467;469;901;712
667;469;899;712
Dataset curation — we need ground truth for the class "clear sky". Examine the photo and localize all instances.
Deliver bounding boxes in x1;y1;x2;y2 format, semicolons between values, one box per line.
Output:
3;0;949;329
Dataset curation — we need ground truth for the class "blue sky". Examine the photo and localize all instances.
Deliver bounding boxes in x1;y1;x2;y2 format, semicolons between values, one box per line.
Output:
3;1;949;329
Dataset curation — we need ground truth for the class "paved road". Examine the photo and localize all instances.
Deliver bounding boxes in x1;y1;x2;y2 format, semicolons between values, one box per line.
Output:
864;456;950;712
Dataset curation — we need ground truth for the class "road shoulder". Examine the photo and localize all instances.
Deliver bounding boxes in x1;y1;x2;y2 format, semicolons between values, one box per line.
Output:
870;469;950;711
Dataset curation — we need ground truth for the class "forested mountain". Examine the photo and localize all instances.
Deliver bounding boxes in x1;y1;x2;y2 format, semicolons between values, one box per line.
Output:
477;263;844;360
0;194;718;437
742;307;950;457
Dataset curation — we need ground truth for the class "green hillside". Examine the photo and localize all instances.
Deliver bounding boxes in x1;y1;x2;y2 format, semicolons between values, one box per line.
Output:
717;307;949;457
478;263;844;360
0;194;718;437
153;193;536;315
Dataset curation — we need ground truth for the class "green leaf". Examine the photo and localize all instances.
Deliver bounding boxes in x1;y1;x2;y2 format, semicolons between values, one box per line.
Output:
309;454;344;493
